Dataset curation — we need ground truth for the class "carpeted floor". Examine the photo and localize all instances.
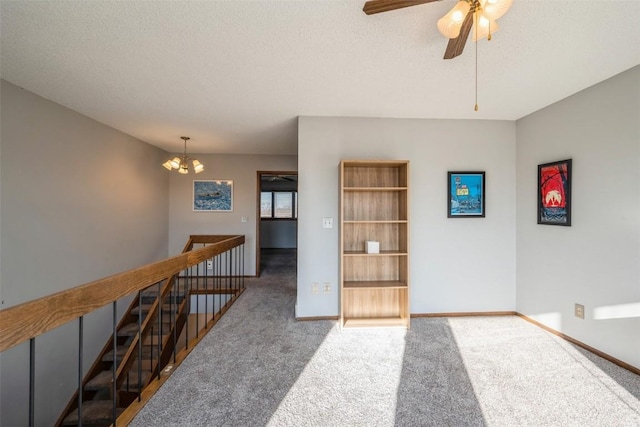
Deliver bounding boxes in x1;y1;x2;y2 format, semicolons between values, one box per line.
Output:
131;249;640;426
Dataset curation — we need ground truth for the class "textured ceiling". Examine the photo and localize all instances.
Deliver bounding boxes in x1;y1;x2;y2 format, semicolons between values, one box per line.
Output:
1;1;639;155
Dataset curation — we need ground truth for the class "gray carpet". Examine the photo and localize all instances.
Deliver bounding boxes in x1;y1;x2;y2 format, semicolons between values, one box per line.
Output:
131;249;640;426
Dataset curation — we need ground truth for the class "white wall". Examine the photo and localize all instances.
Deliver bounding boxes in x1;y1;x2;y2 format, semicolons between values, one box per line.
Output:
168;154;297;274
516;66;640;368
0;80;170;426
298;116;516;317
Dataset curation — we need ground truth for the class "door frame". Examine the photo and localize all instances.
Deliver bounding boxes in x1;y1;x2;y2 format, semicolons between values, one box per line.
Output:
255;170;298;277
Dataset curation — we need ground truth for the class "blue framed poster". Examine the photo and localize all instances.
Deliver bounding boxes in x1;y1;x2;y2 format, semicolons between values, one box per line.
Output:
447;171;485;218
193;180;233;212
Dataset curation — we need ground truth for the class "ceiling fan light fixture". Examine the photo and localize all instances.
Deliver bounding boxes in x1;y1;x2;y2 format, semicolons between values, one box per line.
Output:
437;1;470;39
481;0;513;21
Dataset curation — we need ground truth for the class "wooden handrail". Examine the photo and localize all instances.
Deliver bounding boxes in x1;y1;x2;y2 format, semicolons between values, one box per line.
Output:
0;235;244;352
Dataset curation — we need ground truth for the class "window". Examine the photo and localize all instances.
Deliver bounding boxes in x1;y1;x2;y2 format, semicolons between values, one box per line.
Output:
260;191;297;219
260;192;272;218
274;192;292;218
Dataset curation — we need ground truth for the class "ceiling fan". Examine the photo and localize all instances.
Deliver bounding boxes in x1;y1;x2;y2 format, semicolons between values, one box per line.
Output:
363;0;513;59
264;174;297;182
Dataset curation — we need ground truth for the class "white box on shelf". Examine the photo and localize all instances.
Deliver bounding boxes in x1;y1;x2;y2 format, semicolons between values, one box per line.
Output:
365;241;380;254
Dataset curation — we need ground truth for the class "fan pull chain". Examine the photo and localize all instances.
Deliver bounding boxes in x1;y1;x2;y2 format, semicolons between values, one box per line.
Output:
474;8;478;112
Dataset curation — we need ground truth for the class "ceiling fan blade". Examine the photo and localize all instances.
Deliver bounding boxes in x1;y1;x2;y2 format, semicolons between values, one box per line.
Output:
363;0;439;15
443;9;474;59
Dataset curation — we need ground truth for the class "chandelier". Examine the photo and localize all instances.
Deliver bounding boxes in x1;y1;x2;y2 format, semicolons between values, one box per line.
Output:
162;136;204;174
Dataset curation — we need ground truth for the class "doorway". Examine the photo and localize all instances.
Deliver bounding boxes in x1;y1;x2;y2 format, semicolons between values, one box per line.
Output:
256;171;298;277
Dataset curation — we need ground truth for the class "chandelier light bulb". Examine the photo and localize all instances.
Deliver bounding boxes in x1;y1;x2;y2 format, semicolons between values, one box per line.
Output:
169;157;181;169
192;159;204;174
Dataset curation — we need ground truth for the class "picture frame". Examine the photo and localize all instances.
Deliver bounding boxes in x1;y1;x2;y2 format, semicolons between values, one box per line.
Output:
538;159;572;226
193;180;233;212
447;171;485;218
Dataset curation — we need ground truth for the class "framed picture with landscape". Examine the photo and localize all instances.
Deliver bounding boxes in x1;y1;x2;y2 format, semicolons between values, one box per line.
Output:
193;180;233;212
538;159;571;226
447;171;485;218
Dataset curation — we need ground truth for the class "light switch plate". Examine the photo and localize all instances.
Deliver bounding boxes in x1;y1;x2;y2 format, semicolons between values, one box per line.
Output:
575;303;585;319
322;217;333;229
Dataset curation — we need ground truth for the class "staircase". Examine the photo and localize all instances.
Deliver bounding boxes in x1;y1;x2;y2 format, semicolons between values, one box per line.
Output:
58;279;188;426
0;235;246;427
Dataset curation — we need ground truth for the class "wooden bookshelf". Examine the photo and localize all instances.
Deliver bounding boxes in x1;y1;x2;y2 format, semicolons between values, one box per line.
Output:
339;160;410;328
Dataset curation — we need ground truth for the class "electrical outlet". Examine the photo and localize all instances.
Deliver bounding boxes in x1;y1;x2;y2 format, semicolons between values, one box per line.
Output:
575;303;585;319
241;216;248;223
206;259;213;270
323;283;331;294
312;283;319;294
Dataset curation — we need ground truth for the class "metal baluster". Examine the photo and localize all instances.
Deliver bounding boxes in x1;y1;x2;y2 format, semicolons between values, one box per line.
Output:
112;301;117;425
78;316;84;427
232;246;236;295
137;290;142;401
185;268;189;351
235;246;239;294
150;325;154;378
222;252;225;310
242;243;245;289
216;253;221;318
29;338;35;427
157;282;162;353
196;258;200;337
184;272;189;350
172;271;177;364
228;249;233;301
205;246;209;328
220;251;224;308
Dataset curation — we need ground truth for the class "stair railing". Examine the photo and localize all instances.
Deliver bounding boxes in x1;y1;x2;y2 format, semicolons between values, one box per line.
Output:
0;234;245;427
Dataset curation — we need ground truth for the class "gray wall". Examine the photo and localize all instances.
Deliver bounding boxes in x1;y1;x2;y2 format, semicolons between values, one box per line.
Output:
516;66;640;368
168;154;297;274
297;117;517;317
0;80;170;426
261;220;297;248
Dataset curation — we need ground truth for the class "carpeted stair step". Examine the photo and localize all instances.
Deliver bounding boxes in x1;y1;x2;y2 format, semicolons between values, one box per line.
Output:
143;332;170;345
102;345;159;363
118;322;143;336
130;304;178;317
118;321;173;340
85;370;114;391
120;369;151;390
139;291;188;306
102;345;128;363
61;400;124;426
